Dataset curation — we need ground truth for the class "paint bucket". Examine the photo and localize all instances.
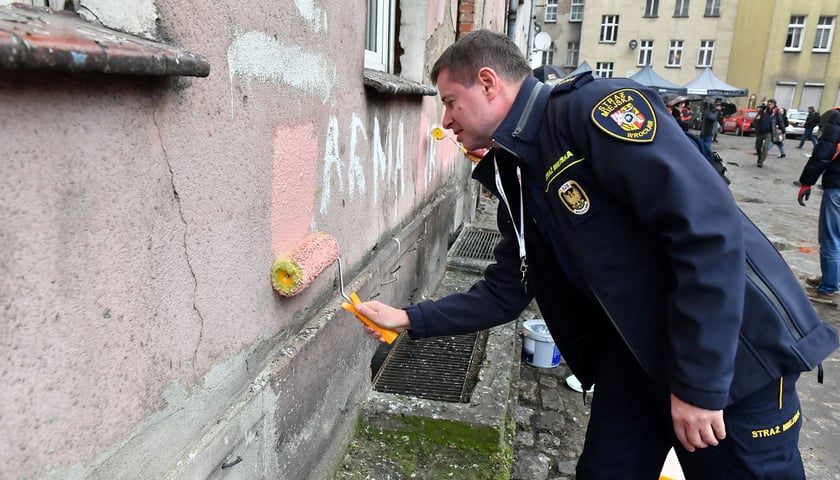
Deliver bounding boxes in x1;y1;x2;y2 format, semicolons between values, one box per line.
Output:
521;319;561;368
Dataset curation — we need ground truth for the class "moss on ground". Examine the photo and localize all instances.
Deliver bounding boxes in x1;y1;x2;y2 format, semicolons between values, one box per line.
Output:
331;413;513;480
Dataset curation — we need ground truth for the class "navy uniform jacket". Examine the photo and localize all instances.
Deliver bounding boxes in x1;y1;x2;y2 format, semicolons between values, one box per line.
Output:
799;109;840;189
405;74;838;410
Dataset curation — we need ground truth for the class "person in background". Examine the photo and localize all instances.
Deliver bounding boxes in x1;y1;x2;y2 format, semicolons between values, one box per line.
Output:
679;102;693;132
753;99;784;167
798;106;821;150
798;107;840;302
700;100;719;151
354;30;838;478
769;107;789;158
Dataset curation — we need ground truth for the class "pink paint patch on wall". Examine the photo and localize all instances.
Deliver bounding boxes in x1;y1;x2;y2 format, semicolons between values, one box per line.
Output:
271;123;319;255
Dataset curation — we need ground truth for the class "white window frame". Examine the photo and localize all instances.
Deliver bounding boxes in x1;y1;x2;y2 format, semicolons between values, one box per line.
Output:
595;62;614;78
545;0;558;22
644;0;659;17
599;15;619;43
365;0;395;72
546;42;555;65
697;40;714;67
814;16;835;52
704;0;720;16
570;0;584;22
786;16;806;52
637;40;654;66
667;40;684;67
674;0;689;17
565;42;580;67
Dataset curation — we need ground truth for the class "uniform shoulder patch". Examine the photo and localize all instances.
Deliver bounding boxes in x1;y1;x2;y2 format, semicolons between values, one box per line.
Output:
591;88;657;143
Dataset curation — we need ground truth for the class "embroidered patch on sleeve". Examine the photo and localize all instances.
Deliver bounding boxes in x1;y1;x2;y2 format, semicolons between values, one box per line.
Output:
591;88;657;142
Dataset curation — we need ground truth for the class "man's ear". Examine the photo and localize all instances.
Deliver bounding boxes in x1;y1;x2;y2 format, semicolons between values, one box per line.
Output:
476;67;499;98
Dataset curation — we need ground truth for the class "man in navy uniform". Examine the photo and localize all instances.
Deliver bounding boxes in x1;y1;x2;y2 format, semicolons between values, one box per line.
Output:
355;30;838;478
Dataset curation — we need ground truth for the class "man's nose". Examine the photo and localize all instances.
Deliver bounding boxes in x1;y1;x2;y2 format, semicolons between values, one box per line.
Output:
442;111;453;130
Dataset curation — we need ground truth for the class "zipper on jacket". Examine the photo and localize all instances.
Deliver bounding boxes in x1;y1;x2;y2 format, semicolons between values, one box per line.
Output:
745;258;803;340
511;83;545;138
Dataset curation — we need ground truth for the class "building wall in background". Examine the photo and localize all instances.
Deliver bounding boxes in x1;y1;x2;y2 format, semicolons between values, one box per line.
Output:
729;0;840;112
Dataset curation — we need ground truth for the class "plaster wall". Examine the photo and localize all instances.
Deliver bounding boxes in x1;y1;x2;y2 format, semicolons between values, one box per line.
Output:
0;0;495;478
729;0;840;112
577;0;737;86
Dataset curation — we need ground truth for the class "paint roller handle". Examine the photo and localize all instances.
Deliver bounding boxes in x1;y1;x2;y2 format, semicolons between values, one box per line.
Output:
341;293;400;344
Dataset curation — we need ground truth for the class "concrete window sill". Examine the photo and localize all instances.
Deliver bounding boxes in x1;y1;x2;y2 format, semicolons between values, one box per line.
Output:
363;68;437;96
0;3;209;77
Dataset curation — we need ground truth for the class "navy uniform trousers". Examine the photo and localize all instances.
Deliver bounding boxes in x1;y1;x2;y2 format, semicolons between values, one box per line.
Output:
575;333;804;479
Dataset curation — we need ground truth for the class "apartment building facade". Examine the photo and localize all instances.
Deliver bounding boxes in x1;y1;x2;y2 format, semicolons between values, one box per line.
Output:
534;0;840;112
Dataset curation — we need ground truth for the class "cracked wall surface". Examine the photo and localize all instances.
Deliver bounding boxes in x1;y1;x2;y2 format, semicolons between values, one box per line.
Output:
0;0;500;478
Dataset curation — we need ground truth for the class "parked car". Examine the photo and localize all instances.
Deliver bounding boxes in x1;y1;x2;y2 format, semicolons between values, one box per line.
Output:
785;109;820;138
722;109;758;136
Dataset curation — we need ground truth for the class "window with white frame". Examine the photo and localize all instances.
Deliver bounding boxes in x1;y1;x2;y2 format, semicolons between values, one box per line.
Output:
596;62;614;78
786;16;806;51
704;0;720;16
697;40;714;67
814;16;835;52
570;0;584;22
565;42;580;67
365;0;395;71
637;40;654;66
547;42;555;65
600;15;619;43
667;40;684;67
644;0;659;17
545;0;558;22
674;0;689;17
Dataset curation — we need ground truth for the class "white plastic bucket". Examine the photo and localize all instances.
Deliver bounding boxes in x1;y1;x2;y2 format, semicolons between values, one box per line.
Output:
521;319;561;368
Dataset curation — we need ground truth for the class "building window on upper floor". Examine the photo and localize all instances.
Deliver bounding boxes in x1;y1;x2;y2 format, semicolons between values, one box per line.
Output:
667;40;684;67
365;0;395;72
704;0;720;17
814;16;835;52
644;0;659;18
596;62;614;78
674;0;689;17
600;15;619;43
697;40;714;67
570;0;584;22
546;42;555;65
565;42;580;67
637;40;654;66
786;15;806;51
545;0;558;22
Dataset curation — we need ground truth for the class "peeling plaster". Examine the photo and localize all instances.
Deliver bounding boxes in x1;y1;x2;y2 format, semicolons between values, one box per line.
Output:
227;31;336;104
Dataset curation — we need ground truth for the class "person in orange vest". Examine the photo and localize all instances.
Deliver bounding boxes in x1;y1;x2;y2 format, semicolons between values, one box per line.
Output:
678;102;693;132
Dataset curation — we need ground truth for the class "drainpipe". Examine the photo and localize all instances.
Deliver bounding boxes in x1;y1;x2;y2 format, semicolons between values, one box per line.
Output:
507;0;517;40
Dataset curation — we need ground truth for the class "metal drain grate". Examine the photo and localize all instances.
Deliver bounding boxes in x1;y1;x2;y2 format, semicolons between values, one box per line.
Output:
447;226;502;273
372;331;487;403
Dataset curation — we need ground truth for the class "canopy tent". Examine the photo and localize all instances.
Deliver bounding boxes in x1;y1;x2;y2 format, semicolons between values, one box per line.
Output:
533;64;565;84
629;65;686;95
566;60;598;79
683;68;748;97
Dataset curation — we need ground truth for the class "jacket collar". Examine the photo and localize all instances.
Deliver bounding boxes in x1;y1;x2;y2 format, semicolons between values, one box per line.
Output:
491;76;552;160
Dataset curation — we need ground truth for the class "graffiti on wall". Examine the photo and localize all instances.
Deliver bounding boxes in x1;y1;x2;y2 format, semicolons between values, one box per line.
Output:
319;113;407;215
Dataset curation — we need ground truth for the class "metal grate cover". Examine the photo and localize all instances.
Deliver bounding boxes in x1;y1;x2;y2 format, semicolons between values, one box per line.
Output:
372;331;487;403
447;226;502;273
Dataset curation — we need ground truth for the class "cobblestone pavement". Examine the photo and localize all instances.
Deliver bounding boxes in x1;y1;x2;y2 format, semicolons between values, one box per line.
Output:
503;132;840;480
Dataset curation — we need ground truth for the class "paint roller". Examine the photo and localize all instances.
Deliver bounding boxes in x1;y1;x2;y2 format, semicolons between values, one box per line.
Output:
270;231;399;344
430;125;488;163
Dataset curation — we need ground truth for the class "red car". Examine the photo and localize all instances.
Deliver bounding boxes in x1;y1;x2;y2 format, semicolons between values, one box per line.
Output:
723;109;758;136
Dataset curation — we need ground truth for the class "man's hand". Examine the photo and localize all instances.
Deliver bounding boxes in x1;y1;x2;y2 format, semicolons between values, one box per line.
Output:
798;185;812;206
354;301;411;342
670;394;726;452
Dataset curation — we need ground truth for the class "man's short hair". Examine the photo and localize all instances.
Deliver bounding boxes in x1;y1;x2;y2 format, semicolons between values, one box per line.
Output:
431;30;532;87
